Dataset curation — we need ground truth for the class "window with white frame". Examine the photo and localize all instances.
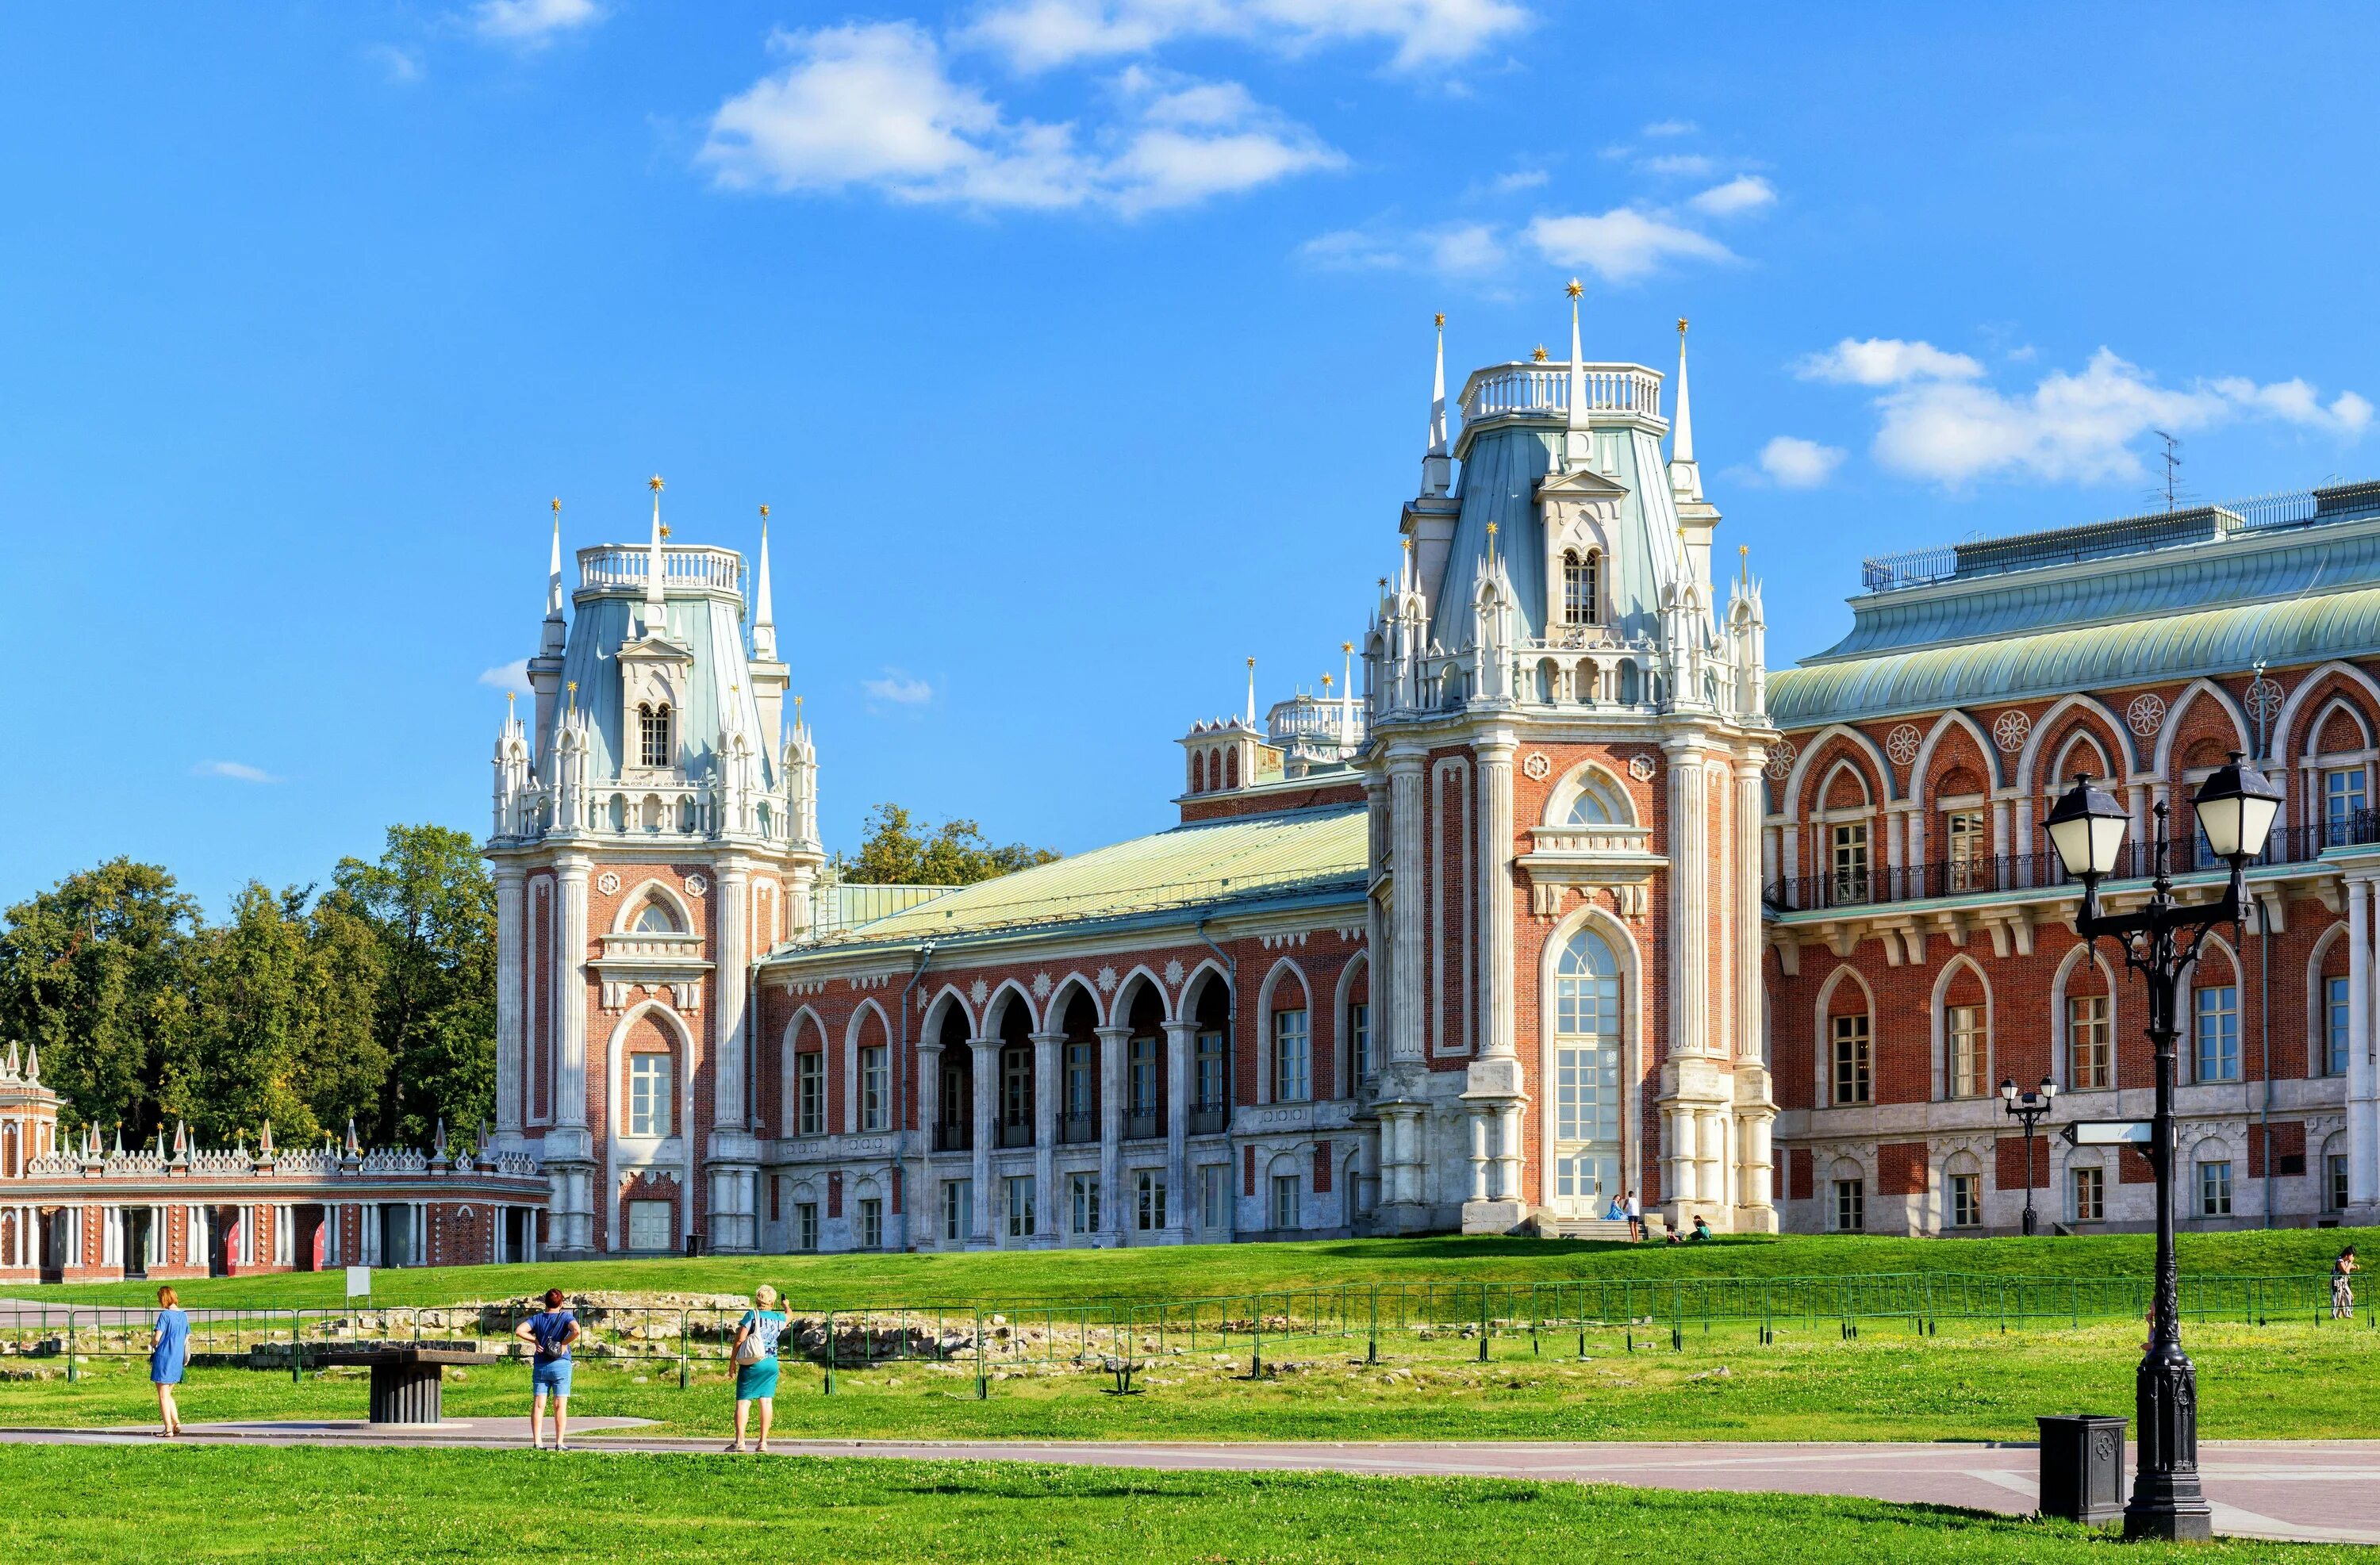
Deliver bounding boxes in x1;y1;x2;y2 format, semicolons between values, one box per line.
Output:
942;1179;970;1241
2324;975;2351;1077
857;1198;883;1249
1830;822;1870;902
1832;1013;1871;1105
1196;1031;1227;1110
1946;1003;1986;1099
796;1202;818;1252
637;702;671;769
797;1052;824;1137
2329;1152;2351;1214
1832;1178;1864;1233
627;1053;672;1138
2198;1158;2233;1217
2072;1164;2106;1222
2194;985;2240;1083
1069;1172;1100;1234
627;1199;670;1251
1006;1176;1036;1239
1271;1173;1300;1232
1272;1008;1311;1102
861;1045;889;1132
1562;549;1599;626
1950;1172;1981;1229
1065;1041;1096;1121
1129;1036;1159;1117
2325;766;2367;847
2069;994;2112;1090
1137;1172;1166;1231
1348;1000;1372;1083
1945;809;1987;892
1199;1164;1229;1229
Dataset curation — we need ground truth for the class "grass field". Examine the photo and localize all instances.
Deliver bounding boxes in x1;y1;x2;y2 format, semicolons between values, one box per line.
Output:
41;1227;2380;1311
7;1317;2374;1443
0;1445;2361;1565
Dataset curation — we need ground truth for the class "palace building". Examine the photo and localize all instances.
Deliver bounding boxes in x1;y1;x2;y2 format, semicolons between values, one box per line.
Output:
477;306;2380;1258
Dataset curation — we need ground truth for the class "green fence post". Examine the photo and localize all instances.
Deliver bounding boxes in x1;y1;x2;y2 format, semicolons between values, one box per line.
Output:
824;1310;836;1395
1250;1295;1264;1379
291;1309;301;1384
1477;1286;1490;1364
1367;1285;1379;1365
66;1310;76;1384
974;1306;987;1400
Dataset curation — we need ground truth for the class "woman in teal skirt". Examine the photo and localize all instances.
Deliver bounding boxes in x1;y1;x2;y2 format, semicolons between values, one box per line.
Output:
727;1283;788;1452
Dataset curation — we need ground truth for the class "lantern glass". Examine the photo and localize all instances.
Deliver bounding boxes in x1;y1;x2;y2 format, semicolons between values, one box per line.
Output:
2192;751;2283;863
2044;773;2129;879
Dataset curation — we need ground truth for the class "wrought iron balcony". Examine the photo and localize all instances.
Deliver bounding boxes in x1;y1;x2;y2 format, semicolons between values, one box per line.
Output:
1125;1112;1161;1141
931;1123;972;1153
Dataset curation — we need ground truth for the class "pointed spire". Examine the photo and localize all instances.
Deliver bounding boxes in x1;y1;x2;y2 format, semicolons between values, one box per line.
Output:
643;474;668;638
1668;316;1705;505
546;497;566;620
752;503;778;662
258;1119;274;1156
1421;313;1452;498
21;1041;36;1083
1563;279;1593;470
171;1119;188;1160
1340;640;1354;742
1245;657;1257;727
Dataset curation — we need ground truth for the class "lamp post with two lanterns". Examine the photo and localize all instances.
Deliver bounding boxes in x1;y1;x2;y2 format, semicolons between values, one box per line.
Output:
2040;750;2282;1544
1998;1076;2059;1236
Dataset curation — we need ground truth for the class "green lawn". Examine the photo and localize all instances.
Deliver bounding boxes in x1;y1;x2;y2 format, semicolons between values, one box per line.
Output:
8;1318;2374;1443
0;1445;2359;1564
43;1227;2380;1311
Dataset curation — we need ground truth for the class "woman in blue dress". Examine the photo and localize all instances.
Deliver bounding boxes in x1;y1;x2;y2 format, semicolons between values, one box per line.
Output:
727;1283;788;1453
150;1285;189;1438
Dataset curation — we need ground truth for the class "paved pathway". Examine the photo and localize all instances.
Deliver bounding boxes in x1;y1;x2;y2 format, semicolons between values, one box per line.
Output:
5;1423;2375;1546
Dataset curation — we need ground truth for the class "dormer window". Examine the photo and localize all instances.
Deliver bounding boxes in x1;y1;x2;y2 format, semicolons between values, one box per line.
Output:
638;703;672;769
1563;550;1599;627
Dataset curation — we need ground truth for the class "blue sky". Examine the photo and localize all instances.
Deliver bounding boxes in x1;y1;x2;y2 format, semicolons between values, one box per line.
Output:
6;2;2378;910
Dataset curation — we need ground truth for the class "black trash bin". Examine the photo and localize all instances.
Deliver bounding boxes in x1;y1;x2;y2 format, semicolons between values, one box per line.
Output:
2037;1414;2127;1526
685;1230;704;1259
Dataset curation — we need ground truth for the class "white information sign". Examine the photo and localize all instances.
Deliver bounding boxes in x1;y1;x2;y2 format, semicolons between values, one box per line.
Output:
2062;1120;2154;1147
346;1265;372;1299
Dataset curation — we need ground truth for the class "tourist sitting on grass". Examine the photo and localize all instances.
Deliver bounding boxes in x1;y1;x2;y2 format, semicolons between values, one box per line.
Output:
1690;1215;1712;1242
150;1285;188;1439
729;1284;789;1454
2336;1247;2360;1321
516;1287;579;1451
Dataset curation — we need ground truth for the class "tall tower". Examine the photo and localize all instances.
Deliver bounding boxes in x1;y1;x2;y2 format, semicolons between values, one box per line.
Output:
485;479;825;1256
1361;293;1777;1237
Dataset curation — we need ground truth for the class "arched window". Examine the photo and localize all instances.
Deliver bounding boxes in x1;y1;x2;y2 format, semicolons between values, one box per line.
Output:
634;899;680;933
1564;771;1628;827
1563;550;1599;627
1192;752;1207;793
1225;749;1240;789
639;703;672;769
1549;926;1622;1214
627;1049;673;1138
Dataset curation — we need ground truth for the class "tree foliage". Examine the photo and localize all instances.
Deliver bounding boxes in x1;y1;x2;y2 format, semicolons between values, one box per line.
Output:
835;804;1060;887
0;827;489;1149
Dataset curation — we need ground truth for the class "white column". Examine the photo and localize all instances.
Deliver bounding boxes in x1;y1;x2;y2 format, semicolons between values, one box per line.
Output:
916;1038;944;1248
555;857;591;1133
493;867;525;1137
2351;878;2377;1212
1737;759;1768;1064
1697;1109;1726;1214
1476;735;1517;1063
1467;1111;1489;1202
1388;750;1427;1065
1096;1026;1128;1244
1669;1109;1697;1206
1668;744;1709;1057
1031;1031;1061;1245
969;1039;996;1246
1162;1019;1193;1241
714;862;750;1127
1499;1103;1524;1203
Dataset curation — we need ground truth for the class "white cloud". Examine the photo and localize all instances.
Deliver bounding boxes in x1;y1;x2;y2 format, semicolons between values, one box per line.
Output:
479;658;532;692
1297;220;1503;275
366;43;424;83
1641;117;1696;137
1639;152;1714;179
962;0;1533;73
194;760;279;784
1758;435;1844;489
1808;344;2374;486
1797;337;1986;386
698;24;1339;213
472;0;601;46
863;669;935;705
1687;174;1774;217
1490;167;1546;192
1523;207;1732;285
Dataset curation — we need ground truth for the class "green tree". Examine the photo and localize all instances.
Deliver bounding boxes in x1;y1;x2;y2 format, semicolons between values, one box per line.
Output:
835;804;1060;887
328;824;496;1146
0;859;198;1139
182;884;328;1146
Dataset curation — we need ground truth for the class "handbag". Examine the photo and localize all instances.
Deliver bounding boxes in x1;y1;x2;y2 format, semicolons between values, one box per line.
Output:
735;1325;766;1366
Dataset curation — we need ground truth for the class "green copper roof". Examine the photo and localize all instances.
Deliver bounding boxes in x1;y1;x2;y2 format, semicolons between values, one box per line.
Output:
1772;580;2380;731
792;805;1367;950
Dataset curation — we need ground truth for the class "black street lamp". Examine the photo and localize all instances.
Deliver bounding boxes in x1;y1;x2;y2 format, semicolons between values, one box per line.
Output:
2043;752;2282;1544
1998;1076;2059;1235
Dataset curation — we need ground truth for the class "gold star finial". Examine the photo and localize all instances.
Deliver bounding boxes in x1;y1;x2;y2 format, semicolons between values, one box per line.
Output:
1531;344;1548;362
648;474;664;494
1434;311;1445;328
1565;278;1582;300
1487;521;1498;537
1322;673;1334;691
551;497;561;515
658;524;670;539
506;690;516;707
1341;640;1353;654
1679;316;1690;336
759;503;770;520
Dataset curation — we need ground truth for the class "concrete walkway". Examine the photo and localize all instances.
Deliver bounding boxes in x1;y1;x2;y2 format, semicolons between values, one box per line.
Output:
4;1424;2375;1546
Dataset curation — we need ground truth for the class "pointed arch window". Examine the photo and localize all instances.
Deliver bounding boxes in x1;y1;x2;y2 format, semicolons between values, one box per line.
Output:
1564;772;1628;827
1550;927;1622;1214
638;703;672;769
1563;550;1599;627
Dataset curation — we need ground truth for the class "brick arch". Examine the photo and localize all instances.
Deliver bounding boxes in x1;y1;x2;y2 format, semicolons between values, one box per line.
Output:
2154;677;2251;777
1783;723;1897;819
1046;973;1105;1034
1912;709;1999;800
1930;955;1993;1103
2016;693;2136;794
1814;964;1875;1109
2315;699;2374;755
2272;660;2380;760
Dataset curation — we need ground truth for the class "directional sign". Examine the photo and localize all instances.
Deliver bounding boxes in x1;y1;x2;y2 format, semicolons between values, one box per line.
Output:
2063;1119;2154;1147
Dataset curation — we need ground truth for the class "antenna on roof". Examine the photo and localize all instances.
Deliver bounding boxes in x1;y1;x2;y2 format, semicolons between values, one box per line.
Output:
2153;430;2182;513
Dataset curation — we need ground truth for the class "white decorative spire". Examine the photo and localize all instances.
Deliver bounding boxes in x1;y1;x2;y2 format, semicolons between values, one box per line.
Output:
643;473;667;639
1563;279;1591;468
1669;316;1703;502
1421;312;1451;497
752;503;777;662
545;498;566;621
1340;640;1354;743
1245;657;1257;727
